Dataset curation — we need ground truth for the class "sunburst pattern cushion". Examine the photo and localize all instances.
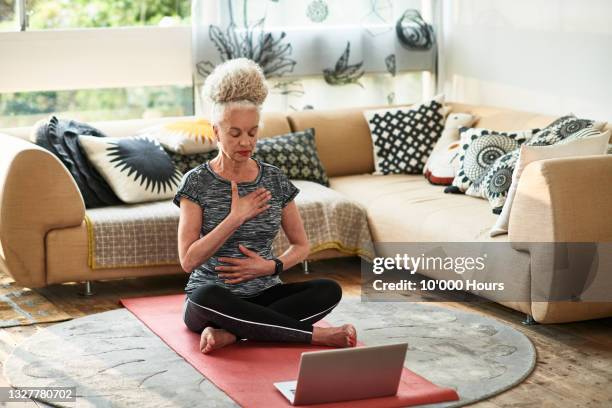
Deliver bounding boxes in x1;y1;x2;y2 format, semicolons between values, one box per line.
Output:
139;118;216;154
79;135;183;203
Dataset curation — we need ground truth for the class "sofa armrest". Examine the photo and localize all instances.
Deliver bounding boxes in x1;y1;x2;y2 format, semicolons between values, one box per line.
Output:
508;155;612;323
0;134;85;287
509;155;612;242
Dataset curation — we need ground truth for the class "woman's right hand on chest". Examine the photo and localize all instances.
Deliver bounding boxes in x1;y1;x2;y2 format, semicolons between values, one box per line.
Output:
229;181;272;224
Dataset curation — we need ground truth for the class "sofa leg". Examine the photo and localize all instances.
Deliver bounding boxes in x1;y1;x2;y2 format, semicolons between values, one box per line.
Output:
302;260;310;275
522;314;537;326
78;280;95;296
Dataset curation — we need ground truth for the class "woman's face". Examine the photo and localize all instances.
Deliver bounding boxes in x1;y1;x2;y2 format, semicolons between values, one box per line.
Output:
214;105;260;162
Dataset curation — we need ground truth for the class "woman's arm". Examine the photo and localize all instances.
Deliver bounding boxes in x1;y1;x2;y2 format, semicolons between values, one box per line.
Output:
177;198;242;273
276;200;310;270
178;181;271;273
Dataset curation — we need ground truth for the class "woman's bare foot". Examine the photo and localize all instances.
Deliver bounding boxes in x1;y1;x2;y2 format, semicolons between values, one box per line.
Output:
200;327;237;354
311;324;357;348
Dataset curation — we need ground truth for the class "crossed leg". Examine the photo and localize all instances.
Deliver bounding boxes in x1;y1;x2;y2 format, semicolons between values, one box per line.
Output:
183;278;350;352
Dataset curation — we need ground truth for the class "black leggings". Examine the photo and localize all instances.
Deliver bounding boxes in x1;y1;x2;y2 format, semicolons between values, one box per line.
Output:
183;278;342;343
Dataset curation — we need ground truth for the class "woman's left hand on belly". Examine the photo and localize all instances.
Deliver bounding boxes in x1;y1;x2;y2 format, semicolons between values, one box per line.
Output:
215;244;275;284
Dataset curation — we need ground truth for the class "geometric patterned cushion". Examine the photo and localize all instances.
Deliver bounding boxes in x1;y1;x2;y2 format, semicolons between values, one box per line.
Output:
452;127;537;196
165;149;217;175
363;95;446;174
253;128;330;186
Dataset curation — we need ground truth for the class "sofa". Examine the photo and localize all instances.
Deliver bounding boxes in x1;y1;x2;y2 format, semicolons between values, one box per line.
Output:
1;102;611;324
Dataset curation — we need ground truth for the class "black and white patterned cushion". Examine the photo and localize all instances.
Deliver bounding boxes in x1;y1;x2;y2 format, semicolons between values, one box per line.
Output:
164;128;329;186
525;114;605;146
451;128;537;196
165;149;217;174
363;96;446;174
78;135;183;204
482;124;607;212
253;128;329;186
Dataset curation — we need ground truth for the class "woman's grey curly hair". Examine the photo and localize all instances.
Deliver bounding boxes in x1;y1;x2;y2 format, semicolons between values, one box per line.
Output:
202;58;269;127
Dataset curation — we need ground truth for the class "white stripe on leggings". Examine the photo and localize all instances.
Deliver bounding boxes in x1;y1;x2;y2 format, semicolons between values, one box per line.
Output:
186;298;313;335
299;301;340;322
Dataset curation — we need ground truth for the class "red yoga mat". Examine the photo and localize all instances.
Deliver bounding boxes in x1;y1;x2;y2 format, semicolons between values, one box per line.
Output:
119;294;459;408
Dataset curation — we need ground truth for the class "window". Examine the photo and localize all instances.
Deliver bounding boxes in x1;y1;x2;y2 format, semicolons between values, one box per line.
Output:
0;85;193;128
0;0;17;31
0;1;193;128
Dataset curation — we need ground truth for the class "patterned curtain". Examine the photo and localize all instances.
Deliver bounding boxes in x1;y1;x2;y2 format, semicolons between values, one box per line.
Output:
191;0;436;115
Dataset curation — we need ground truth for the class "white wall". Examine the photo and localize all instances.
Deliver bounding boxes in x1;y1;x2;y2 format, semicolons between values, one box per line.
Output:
437;0;612;121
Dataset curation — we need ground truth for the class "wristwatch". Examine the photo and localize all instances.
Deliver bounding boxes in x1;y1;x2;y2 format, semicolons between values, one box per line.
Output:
271;258;284;277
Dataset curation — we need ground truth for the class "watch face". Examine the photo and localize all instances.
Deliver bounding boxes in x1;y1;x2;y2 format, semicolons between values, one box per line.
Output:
274;259;283;275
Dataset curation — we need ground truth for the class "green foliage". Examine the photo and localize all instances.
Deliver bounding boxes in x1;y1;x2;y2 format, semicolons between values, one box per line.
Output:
26;0;191;29
0;86;193;127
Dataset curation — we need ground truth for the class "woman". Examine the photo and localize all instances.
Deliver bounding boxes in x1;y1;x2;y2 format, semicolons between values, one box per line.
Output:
173;58;357;354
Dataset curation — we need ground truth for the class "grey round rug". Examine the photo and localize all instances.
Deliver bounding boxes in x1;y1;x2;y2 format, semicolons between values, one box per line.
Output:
3;298;536;407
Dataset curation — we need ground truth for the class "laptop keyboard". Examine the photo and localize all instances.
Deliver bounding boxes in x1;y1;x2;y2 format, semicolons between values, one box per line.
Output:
290;389;296;395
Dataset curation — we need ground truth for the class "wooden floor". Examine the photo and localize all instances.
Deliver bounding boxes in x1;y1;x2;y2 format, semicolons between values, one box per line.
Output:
1;257;611;407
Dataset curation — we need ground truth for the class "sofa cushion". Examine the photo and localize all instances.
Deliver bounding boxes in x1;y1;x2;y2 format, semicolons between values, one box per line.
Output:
363;95;446;175
288;107;376;177
79;135;183;204
138;118;217;154
452;127;536;196
253;128;330;186
328;174;506;242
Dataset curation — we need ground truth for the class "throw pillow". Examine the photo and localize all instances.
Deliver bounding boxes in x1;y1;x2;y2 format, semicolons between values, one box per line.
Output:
483;125;608;212
490;130;611;237
78;134;183;203
253;128;330;187
423;112;477;185
30;115;122;208
451;127;537;195
165;149;218;174
525;114;606;146
138;118;216;154
363;94;446;174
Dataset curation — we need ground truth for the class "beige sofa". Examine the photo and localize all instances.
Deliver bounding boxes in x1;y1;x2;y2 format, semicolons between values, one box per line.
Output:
1;102;611;324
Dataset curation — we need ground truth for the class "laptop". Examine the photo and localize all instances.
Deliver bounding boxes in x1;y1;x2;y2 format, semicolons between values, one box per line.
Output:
274;342;408;405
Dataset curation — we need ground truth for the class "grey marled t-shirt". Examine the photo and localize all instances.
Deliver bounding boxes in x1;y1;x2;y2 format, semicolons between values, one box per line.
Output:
172;158;300;297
